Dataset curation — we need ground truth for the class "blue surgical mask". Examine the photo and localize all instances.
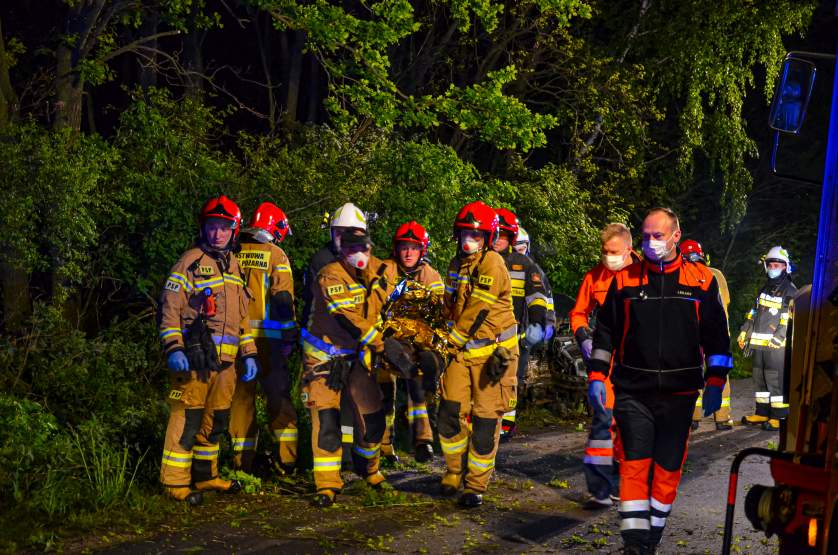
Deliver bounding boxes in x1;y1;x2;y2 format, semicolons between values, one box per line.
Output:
767;268;783;279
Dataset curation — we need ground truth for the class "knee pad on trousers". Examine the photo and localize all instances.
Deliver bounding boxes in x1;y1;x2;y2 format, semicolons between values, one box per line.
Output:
437;400;461;438
208;409;230;444
471;415;498;455
317;409;341;452
179;408;203;450
363;409;386;444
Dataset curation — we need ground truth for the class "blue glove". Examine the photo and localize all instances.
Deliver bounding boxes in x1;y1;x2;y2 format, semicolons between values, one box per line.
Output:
167;351;189;372
242;357;260;382
702;385;723;417
544;324;555;341
525;323;544;347
580;339;593;360
588;380;606;412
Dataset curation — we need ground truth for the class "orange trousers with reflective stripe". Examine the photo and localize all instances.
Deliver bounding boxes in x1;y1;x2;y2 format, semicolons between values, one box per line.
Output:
160;365;236;487
613;391;697;548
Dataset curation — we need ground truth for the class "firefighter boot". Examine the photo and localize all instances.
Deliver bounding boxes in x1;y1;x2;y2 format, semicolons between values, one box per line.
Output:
312;488;338;508
165;486;203;506
762;419;781;431
742;392;770;426
415;443;434;463
366;471;387;489
440;472;462;496
458;490;484;508
195;477;242;494
715;420;734;431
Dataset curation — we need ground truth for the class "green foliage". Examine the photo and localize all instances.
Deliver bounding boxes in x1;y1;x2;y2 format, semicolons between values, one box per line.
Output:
0;123;119;301
259;0;563;151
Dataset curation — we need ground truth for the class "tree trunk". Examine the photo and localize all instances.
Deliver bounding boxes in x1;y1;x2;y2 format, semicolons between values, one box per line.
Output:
0;16;30;332
53;1;107;131
284;31;305;123
53;43;84;131
254;12;276;129
0;16;17;127
183;9;205;100
138;13;160;89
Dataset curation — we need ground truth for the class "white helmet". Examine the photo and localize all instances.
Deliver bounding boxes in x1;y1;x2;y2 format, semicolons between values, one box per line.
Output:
331;202;367;230
330;202;367;249
764;246;792;273
513;226;530;255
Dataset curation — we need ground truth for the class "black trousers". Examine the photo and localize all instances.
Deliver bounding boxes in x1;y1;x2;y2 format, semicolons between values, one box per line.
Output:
613;390;698;548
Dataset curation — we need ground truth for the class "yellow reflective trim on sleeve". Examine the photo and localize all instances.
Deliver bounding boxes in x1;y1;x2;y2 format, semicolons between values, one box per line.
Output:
463;333;518;360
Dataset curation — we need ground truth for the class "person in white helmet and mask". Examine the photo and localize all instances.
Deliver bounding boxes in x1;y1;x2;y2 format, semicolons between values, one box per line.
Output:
301;203;369;468
739;246;797;431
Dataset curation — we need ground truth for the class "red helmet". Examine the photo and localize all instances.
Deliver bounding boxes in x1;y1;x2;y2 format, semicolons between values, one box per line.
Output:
393;221;430;258
200;195;242;238
249;202;291;242
680;239;705;264
454;200;499;241
494;207;519;242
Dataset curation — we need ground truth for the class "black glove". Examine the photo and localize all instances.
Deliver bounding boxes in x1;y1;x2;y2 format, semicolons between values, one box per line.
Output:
185;317;221;383
383;337;417;378
325;357;352;392
484;346;512;385
418;350;444;393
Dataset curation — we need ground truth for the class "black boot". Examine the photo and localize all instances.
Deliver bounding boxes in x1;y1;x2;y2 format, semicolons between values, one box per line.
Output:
414;443;434;463
458;491;483;508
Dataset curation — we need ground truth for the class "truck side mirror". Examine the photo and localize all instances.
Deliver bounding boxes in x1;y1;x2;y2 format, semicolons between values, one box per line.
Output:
769;57;816;134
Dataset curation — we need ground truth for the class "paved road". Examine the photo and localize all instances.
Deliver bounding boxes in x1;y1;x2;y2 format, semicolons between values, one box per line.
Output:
90;379;779;554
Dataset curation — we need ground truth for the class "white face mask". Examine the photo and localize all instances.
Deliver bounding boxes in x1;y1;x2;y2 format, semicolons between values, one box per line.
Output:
642;237;673;262
514;243;528;255
602;253;627;271
346;251;369;269
767;268;783;279
461;237;481;254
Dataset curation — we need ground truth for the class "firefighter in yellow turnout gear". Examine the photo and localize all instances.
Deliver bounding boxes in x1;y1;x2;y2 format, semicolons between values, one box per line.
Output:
229;203;299;474
377;221;445;463
158;195;255;504
439;201;519;508
739;246;797;431
301;228;392;508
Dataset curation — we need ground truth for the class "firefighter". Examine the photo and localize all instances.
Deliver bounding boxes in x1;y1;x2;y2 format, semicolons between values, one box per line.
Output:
229;202;298;475
589;207;731;554
377;221;445;463
492;210;549;439
570;223;638;510
515;227;556;342
158;195;258;505
739;246;796;431
680;239;734;432
439;201;519;508
301;203;369;467
301;228;391;508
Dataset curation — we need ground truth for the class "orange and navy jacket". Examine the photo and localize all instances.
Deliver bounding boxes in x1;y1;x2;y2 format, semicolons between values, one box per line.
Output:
588;253;732;393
